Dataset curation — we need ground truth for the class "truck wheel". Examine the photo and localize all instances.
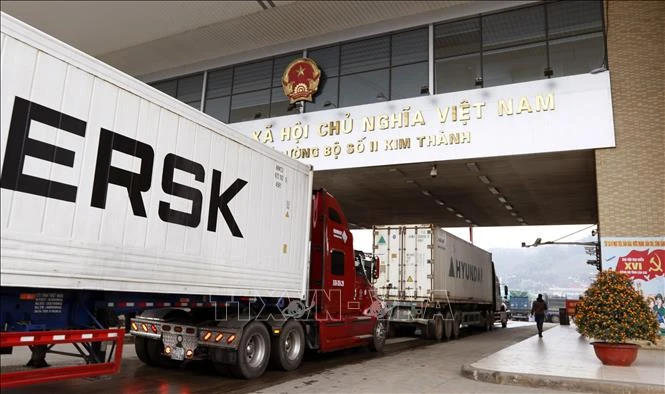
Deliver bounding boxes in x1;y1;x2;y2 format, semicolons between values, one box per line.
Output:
433;315;444;341
135;336;156;366
368;320;386;352
443;311;453;341
422;320;433;339
502;321;508;328
452;312;461;339
484;312;492;332
230;322;270;379
270;320;304;371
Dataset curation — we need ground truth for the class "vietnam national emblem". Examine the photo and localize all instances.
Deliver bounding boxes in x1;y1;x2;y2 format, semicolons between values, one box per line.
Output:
282;58;321;104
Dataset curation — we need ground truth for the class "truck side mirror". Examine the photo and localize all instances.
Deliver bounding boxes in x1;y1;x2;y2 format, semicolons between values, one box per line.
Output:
372;257;380;280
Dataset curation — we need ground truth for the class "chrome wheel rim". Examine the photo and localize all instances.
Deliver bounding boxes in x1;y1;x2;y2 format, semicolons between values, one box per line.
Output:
284;330;302;361
245;334;266;368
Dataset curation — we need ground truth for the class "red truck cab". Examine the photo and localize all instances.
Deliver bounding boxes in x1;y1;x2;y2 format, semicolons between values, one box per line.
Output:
309;189;385;352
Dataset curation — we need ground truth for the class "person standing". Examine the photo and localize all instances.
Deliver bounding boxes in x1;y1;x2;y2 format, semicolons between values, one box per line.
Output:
531;294;548;337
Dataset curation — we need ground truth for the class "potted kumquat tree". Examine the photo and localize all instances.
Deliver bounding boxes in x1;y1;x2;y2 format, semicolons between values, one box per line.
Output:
574;270;659;366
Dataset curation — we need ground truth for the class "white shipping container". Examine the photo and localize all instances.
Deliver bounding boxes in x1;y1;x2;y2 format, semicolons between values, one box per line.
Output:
373;225;493;303
0;13;313;300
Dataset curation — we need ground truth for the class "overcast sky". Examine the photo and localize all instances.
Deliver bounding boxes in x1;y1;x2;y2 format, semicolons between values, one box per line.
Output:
351;224;595;252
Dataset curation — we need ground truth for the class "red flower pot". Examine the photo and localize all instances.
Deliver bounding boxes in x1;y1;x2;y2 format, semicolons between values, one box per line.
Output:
592;342;639;366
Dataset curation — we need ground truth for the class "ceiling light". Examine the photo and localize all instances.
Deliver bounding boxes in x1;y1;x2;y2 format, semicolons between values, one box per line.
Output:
498;196;507;203
466;162;480;173
435;200;445;206
455;213;464;218
504;204;513;211
478;175;491;184
429;165;438;178
510;212;518;217
517;217;524;222
388;168;398;172
488;186;500;195
446;207;455;212
406;179;415;184
465;219;472;224
422;190;432;197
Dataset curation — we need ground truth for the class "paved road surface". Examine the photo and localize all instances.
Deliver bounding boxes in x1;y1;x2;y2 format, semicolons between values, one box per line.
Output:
3;322;576;393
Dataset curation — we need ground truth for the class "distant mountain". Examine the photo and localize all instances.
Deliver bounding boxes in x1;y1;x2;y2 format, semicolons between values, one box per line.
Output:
489;237;598;297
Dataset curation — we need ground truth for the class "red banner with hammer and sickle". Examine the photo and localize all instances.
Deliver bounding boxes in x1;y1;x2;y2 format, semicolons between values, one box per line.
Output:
615;249;665;281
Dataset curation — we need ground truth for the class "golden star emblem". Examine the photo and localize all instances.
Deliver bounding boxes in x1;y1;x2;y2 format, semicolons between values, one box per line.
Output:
296;66;305;77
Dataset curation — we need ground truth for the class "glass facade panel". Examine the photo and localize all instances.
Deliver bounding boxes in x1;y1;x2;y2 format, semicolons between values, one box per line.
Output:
270;87;297;117
391;62;428;100
392;28;428;66
307;76;338;112
152;80;177;97
548;0;603;39
176;74;203;107
483;42;547;87
272;52;301;87
550;33;605;77
206;68;232;98
149;1;605;119
233;60;272;94
434;18;481;59
309;46;340;78
204;96;230;123
339;69;389;107
483;5;545;50
340;36;390;75
435;53;481;94
229;90;271;123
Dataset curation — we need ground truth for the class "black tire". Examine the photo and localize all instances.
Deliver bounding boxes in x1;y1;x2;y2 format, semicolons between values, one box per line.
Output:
433;315;444;341
502;321;508;328
135;336;156;366
229;322;271;379
443;311;453;341
270;320;305;371
368;320;386;352
452;312;461;339
387;322;397;338
483;311;492;332
421;320;433;339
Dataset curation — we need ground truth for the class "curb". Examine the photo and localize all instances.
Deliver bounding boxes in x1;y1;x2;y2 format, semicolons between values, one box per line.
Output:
461;364;665;394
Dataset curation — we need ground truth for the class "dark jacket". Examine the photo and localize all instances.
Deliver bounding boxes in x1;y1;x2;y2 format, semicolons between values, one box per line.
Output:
531;299;548;316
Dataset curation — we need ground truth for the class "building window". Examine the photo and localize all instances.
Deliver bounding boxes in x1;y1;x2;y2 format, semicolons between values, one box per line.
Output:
435;0;605;94
200;52;302;123
482;5;547;87
331;250;345;276
547;0;605;77
435;18;481;94
204;68;232;123
391;28;428;100
151;73;203;109
229;89;270;123
150;1;605;119
307;45;340;112
320;27;429;111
